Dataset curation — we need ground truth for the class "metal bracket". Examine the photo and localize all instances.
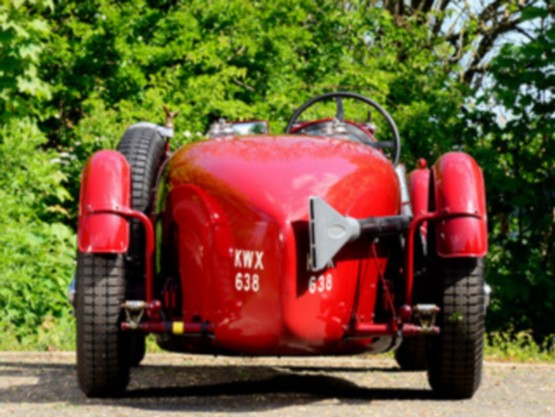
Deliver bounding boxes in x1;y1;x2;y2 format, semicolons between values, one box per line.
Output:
122;300;147;330
413;304;440;334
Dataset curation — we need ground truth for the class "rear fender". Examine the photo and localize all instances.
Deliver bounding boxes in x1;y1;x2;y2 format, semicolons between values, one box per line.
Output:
432;152;487;257
408;159;430;239
78;150;131;253
408;159;430;217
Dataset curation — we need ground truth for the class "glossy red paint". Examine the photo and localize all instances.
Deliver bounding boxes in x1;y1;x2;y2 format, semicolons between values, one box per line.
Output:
78;150;131;253
408;160;430;238
431;152;488;257
408;161;430;216
160;135;401;354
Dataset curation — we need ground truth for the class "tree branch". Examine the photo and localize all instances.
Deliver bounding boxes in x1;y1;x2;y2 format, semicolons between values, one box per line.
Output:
431;0;453;35
514;25;535;41
463;16;520;84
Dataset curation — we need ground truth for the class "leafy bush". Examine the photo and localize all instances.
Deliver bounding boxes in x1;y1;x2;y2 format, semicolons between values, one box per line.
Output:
468;18;555;343
0;119;75;347
485;331;555;363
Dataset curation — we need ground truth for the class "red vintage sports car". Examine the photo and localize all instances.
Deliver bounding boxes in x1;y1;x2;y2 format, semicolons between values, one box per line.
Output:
74;92;489;399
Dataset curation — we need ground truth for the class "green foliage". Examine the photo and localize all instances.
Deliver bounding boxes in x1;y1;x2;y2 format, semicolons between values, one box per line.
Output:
485;331;555;363
0;1;76;349
0;119;75;347
0;0;53;120
467;18;555;342
0;315;75;351
42;1;465;138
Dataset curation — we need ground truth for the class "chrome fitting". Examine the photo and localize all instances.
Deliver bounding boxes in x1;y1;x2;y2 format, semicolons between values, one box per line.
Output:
414;304;440;334
122;300;147;330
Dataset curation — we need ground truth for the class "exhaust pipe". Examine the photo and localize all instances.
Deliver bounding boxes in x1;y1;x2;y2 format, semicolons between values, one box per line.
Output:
309;197;410;271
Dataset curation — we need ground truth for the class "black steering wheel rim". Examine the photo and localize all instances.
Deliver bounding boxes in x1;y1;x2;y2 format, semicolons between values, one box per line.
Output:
285;91;401;166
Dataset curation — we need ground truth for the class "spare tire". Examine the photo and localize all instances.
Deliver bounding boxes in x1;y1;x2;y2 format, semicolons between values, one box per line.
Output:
117;126;166;366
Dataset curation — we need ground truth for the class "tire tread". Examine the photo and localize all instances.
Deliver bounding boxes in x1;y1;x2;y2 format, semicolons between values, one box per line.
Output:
76;253;129;397
428;258;485;399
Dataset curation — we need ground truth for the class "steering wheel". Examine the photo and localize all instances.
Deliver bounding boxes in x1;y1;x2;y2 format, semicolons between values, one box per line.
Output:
285;91;401;165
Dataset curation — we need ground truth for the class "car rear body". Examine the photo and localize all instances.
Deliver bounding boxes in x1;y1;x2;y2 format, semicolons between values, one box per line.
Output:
155;135;400;355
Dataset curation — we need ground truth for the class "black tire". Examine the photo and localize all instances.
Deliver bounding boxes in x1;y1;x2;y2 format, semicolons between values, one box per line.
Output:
117;126;166;367
117;126;165;273
128;333;147;367
395;336;428;371
427;258;485;399
396;232;429;372
76;253;130;397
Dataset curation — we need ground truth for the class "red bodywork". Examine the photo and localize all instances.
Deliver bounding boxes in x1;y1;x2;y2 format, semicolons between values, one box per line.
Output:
78;128;488;356
408;158;430;238
78;150;131;253
431;152;488;257
160;136;398;354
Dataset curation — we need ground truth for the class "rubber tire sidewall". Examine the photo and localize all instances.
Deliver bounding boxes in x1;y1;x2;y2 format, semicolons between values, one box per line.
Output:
427;258;485;399
76;253;130;397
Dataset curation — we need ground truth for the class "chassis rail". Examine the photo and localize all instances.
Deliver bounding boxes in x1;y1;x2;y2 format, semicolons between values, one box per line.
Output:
83;202;481;339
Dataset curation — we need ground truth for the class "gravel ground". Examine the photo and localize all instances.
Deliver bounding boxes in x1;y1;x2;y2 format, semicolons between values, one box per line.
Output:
0;352;553;417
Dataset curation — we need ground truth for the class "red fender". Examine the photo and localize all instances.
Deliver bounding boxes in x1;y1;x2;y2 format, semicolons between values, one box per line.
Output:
77;150;131;253
431;152;488;257
408;158;431;239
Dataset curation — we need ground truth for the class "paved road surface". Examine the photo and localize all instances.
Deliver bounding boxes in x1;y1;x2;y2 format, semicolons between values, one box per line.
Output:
0;352;553;417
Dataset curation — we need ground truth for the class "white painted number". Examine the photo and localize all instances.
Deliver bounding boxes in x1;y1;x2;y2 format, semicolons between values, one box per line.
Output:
308;273;333;294
252;275;260;292
309;276;317;293
233;248;263;292
244;273;251;291
326;274;333;291
235;272;260;293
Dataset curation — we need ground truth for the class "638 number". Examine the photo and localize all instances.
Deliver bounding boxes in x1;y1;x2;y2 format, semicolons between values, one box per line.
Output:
235;272;260;292
308;273;333;294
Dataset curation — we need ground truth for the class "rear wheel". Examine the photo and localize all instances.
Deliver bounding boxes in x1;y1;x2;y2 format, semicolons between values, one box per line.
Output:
76;253;130;397
395;336;428;371
117;126;166;367
396;236;429;371
427;258;485;399
128;333;147;367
